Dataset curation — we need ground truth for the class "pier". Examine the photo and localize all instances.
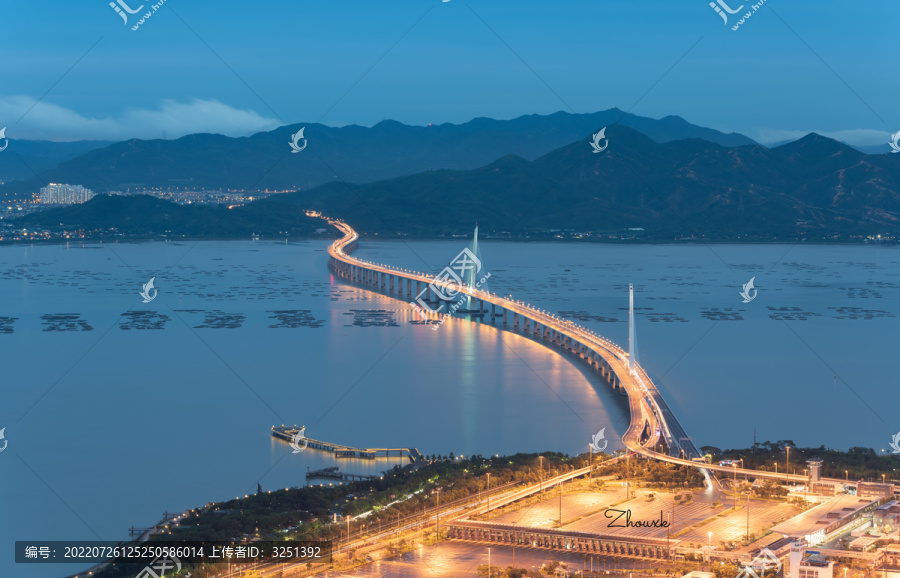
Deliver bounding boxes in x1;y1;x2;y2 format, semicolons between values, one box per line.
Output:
306;466;379;482
271;426;423;464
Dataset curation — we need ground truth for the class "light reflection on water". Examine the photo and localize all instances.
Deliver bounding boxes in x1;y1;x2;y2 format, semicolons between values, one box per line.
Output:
3;238;898;577
1;240;626;577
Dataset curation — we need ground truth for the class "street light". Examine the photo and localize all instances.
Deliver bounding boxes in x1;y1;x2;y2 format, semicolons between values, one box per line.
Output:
732;463;738;508
539;456;544;496
487;473;491;520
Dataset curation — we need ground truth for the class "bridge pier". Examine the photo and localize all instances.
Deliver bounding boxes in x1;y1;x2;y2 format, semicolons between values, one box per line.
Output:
503;308;507;325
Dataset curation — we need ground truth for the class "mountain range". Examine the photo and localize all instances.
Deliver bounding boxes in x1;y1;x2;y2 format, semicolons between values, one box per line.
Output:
0;139;114;183
16;125;900;241
0;109;754;199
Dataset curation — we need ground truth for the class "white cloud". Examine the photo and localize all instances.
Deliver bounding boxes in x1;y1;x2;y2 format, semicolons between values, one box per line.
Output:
750;127;891;147
0;96;281;141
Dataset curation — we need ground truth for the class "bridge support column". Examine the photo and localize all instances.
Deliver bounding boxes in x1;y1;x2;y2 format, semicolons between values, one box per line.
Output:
503;308;507;325
491;303;496;323
513;312;519;328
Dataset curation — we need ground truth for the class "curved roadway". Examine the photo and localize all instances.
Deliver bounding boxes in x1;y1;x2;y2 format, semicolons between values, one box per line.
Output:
326;218;846;486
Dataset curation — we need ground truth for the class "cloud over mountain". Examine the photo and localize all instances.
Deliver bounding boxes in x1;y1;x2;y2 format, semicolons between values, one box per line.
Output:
0;96;280;142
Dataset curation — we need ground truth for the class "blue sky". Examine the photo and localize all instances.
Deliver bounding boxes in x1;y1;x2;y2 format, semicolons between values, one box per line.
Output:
0;0;896;145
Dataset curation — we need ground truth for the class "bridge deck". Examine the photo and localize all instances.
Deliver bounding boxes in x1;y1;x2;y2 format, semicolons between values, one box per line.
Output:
323;218;896;491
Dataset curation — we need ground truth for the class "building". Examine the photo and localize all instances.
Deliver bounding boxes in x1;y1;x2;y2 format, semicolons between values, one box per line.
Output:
874;502;900;532
39;183;95;204
807;459;823;483
789;542;833;578
858;483;895;500
811;482;838;496
877;544;900;578
772;494;882;545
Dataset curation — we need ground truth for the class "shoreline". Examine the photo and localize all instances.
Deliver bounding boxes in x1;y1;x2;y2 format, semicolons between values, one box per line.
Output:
1;235;898;247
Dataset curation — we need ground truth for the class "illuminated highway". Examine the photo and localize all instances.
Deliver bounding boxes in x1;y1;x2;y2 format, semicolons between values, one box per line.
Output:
224;217;874;577
325;219;682;459
324;218;858;489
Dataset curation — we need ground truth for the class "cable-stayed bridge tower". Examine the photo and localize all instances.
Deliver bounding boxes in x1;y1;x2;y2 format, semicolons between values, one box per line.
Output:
628;283;638;375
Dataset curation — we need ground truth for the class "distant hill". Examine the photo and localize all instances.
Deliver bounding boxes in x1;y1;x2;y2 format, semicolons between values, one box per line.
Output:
0;139;114;183
0;109;755;199
17;127;898;242
257;127;900;240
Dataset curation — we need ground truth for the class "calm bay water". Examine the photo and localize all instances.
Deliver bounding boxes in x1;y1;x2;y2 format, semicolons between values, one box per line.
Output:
1;239;898;577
